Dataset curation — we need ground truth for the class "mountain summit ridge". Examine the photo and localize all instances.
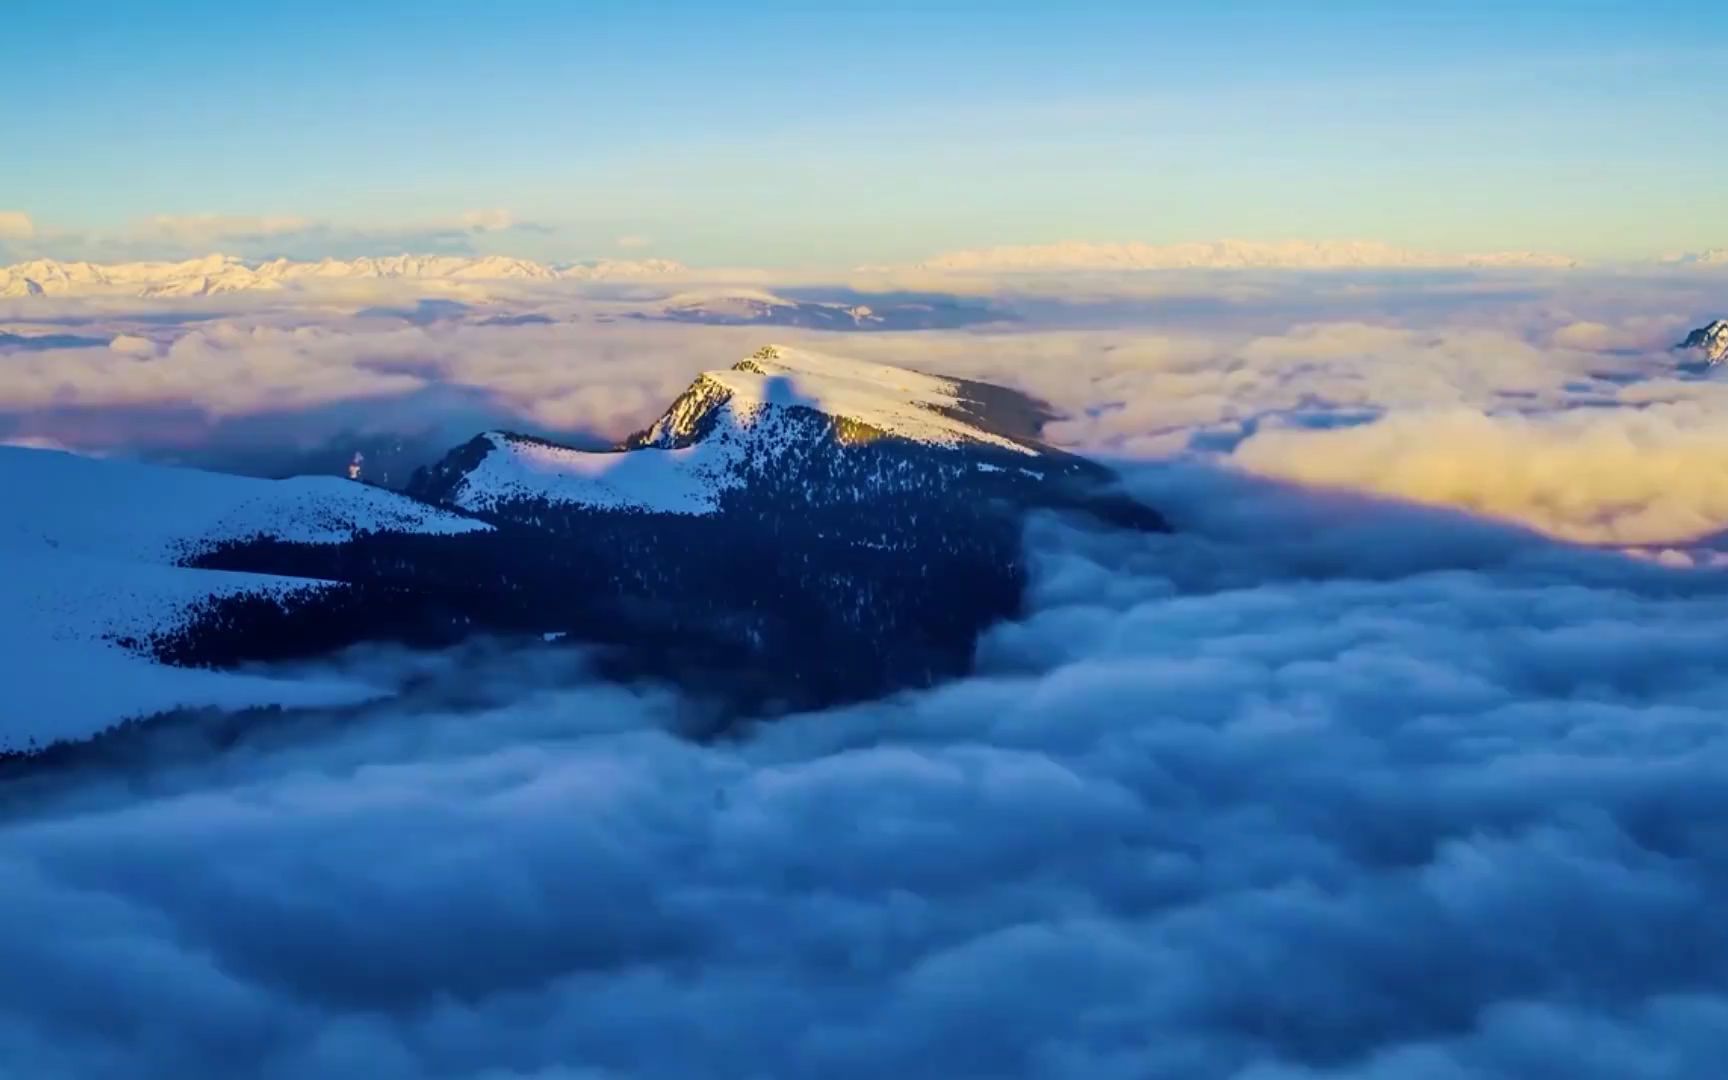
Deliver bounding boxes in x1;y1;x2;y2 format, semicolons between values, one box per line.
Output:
408;344;1135;522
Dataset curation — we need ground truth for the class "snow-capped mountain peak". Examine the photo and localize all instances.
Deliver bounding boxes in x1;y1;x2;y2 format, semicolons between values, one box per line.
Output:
635;345;1039;456
1677;320;1728;364
411;346;1073;520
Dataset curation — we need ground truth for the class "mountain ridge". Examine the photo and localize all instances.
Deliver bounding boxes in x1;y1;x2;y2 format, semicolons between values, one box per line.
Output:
407;345;1141;522
3;346;1165;757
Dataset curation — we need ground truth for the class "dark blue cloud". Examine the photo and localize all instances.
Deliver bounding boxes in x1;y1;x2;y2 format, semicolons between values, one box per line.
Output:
0;330;111;351
3;468;1726;1078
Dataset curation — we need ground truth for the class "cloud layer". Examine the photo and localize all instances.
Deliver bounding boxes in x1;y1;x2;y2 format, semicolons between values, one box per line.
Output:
0;318;746;453
1232;399;1728;545
4;474;1728;1077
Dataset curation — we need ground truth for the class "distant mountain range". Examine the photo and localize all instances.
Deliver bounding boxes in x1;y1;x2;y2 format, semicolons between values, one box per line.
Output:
644;289;1011;330
0;254;690;299
1;346;1163;759
11;242;1728;301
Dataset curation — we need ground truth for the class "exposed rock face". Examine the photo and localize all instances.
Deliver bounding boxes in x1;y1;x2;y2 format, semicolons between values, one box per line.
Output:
1677;320;1728;364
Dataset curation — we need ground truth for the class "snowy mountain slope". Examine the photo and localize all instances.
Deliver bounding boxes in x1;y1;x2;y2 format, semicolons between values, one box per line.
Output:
1677;320;1728;364
0;254;691;299
433;431;743;515
644;345;1041;454
0;446;490;752
0;546;378;755
561;258;687;281
0;258;113;292
138;268;285;298
0;446;488;564
264;255;560;282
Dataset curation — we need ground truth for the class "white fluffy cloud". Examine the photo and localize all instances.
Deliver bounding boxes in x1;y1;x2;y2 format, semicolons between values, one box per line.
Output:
0;210;36;240
137;213;317;244
810;318;1728;547
1547;316;1685;352
0;318;733;437
1231;400;1728;545
459;209;517;233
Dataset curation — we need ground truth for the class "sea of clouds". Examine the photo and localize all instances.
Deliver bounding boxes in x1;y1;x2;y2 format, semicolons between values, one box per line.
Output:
5;472;1728;1077
2;267;1727;1077
5;266;1725;547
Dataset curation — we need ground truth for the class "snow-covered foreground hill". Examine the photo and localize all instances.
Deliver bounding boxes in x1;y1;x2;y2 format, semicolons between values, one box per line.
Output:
0;447;488;753
0;548;376;753
3;445;487;562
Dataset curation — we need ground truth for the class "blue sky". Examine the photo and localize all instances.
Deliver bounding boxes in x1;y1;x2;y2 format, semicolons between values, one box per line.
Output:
3;0;1724;264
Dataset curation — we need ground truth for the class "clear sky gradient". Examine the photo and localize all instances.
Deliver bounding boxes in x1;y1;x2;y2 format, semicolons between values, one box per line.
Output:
4;0;1724;264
